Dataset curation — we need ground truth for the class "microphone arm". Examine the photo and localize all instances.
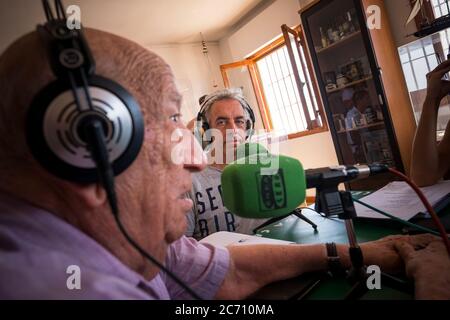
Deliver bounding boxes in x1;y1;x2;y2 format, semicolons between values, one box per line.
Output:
305;164;389;188
305;164;389;217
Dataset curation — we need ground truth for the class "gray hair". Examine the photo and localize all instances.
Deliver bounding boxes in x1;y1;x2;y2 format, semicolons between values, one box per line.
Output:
201;87;252;124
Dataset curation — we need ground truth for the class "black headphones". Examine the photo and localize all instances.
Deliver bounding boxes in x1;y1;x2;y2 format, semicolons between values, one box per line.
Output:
195;91;256;146
26;0;144;184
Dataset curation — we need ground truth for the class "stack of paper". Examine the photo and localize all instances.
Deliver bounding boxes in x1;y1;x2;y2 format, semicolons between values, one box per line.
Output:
354;180;450;220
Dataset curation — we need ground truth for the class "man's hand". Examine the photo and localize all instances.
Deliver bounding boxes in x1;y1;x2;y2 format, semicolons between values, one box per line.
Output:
359;234;440;274
425;60;450;104
394;239;450;300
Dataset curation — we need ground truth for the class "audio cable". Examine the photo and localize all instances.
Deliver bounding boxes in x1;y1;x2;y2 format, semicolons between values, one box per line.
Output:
352;198;448;238
389;168;450;256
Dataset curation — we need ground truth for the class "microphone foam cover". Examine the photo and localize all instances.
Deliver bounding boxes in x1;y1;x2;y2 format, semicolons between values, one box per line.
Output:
221;154;306;218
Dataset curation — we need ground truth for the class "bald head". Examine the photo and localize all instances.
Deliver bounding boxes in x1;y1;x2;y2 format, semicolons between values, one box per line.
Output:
0;28;179;171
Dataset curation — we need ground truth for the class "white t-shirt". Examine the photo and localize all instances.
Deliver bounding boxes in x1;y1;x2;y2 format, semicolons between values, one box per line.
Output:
185;166;268;240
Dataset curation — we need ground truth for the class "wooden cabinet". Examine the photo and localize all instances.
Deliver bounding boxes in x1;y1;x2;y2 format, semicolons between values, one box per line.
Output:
299;0;415;190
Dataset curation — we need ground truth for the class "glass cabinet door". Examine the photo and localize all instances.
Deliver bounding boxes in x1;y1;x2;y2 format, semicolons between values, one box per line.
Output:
301;0;399;172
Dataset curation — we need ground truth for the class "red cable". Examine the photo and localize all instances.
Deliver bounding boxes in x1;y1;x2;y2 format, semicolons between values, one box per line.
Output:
389;168;450;256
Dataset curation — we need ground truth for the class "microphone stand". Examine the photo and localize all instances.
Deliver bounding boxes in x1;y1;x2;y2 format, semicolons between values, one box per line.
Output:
315;187;413;299
253;207;318;234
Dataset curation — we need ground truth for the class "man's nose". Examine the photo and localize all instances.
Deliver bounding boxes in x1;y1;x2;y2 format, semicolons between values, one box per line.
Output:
183;133;207;172
226;121;238;131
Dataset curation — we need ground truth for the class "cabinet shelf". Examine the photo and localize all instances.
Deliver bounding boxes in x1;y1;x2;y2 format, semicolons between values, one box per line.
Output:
326;75;373;94
316;31;361;54
337;121;385;134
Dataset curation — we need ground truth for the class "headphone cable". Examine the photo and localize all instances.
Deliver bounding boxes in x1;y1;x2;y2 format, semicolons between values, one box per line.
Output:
84;120;202;300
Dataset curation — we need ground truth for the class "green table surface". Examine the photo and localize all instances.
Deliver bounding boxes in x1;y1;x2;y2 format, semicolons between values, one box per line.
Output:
250;192;450;300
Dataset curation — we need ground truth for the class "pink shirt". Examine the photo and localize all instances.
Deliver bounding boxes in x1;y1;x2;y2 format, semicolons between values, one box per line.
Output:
0;193;229;299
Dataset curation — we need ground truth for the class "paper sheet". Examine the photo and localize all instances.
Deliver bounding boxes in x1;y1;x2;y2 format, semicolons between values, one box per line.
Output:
199;231;294;247
354;180;450;220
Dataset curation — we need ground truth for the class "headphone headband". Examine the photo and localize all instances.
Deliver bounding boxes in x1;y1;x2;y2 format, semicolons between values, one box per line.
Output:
37;20;95;85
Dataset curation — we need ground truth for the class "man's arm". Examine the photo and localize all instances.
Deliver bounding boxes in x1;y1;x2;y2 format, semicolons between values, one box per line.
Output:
411;60;450;186
411;97;442;186
437;119;450;178
214;243;333;300
411;97;450;186
215;234;439;299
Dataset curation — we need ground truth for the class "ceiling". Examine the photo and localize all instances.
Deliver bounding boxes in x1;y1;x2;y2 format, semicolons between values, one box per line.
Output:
0;0;264;52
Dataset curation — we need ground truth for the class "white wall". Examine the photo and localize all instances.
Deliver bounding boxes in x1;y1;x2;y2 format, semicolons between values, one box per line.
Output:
148;43;224;123
0;0;225;126
219;0;339;176
220;0;301;61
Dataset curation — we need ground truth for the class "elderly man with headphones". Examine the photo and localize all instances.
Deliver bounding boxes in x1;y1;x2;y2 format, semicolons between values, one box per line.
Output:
0;0;448;300
185;88;269;240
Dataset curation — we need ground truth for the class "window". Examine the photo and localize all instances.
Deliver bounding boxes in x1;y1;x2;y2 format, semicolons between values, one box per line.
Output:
431;0;450;17
399;39;439;91
220;25;327;139
400;0;450;92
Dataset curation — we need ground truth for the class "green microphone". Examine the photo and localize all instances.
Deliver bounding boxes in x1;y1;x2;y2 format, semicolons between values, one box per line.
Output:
221;144;306;219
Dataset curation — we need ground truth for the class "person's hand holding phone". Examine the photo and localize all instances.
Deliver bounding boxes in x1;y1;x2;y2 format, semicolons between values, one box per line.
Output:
425;59;450;105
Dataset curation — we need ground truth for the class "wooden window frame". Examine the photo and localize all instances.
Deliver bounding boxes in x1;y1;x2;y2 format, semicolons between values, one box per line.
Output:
220;25;328;140
220;60;275;130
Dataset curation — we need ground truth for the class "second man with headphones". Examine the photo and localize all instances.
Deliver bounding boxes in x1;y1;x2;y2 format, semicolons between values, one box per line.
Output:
186;88;267;240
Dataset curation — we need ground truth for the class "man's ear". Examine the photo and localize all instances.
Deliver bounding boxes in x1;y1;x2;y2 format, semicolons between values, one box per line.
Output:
65;182;107;209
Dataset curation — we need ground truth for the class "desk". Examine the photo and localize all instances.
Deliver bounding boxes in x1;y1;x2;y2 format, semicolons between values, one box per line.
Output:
251;199;450;300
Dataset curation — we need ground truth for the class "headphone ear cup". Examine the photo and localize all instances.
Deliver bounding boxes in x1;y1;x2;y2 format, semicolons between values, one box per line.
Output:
201;117;212;144
245;119;255;140
242;101;255;139
246;120;252;131
202;121;209;133
26;75;144;183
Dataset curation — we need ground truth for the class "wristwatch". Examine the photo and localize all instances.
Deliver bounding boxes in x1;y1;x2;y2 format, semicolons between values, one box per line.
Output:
326;242;345;277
